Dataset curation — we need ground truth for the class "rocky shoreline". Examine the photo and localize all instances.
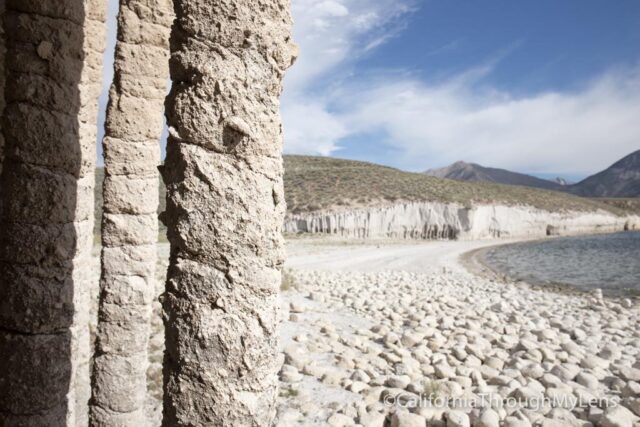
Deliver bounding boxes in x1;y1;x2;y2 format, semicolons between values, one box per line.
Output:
276;241;640;427
97;239;640;426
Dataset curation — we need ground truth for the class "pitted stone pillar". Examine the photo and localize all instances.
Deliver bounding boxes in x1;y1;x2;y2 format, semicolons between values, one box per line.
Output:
0;1;106;425
161;0;297;425
90;0;172;425
0;0;5;176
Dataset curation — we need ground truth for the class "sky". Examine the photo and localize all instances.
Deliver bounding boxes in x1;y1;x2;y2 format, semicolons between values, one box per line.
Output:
98;0;640;181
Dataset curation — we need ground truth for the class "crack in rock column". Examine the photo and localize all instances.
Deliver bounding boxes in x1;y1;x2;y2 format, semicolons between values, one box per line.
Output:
161;0;297;425
0;1;106;426
89;0;172;425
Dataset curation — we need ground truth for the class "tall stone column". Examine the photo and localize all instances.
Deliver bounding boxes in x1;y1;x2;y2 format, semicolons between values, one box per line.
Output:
0;0;5;176
75;1;108;425
0;1;106;426
161;1;297;425
90;0;171;425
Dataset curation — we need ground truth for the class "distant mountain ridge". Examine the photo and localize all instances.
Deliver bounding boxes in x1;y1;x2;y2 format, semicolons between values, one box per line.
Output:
425;150;640;198
425;161;564;191
568;150;640;198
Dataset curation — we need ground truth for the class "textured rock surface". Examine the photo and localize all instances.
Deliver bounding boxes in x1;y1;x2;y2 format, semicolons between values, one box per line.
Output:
0;1;106;426
285;202;640;240
75;2;109;425
89;1;171;426
275;251;640;426
0;0;5;176
161;0;296;424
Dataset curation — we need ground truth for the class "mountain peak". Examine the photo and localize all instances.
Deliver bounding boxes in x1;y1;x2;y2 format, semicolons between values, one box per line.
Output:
451;160;471;167
425;150;640;198
425;161;563;190
568;150;640;197
554;177;573;186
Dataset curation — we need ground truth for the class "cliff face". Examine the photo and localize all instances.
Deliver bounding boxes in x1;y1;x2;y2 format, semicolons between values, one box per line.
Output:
284;202;640;240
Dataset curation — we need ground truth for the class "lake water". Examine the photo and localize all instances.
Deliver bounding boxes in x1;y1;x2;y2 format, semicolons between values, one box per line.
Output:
482;231;640;297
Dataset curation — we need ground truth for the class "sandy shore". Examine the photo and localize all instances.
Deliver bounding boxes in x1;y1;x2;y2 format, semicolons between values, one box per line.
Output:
276;237;640;427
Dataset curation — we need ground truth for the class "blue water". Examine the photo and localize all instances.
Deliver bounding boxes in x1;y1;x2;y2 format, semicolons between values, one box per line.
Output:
482;232;640;296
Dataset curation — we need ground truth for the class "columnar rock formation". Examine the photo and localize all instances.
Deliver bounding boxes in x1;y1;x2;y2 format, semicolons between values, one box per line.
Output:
90;0;171;425
161;0;296;424
285;202;640;240
0;0;5;176
0;1;106;425
75;3;109;424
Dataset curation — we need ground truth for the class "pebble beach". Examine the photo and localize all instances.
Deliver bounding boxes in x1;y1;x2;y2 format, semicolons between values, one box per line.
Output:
275;238;640;427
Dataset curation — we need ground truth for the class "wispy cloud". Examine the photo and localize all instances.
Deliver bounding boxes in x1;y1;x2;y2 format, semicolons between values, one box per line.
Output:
283;1;640;175
282;0;417;154
424;39;461;57
287;0;416;92
336;66;640;175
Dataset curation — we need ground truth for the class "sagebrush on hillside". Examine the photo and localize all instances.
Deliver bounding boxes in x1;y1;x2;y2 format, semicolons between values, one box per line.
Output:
283;156;628;215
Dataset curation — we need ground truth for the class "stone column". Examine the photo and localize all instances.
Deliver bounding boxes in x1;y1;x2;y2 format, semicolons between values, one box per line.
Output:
0;0;5;176
161;0;297;425
90;0;171;425
76;1;109;425
0;1;106;426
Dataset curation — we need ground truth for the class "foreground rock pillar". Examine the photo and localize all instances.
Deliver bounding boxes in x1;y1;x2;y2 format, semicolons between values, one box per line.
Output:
90;0;171;425
0;1;106;426
161;1;297;425
0;0;5;176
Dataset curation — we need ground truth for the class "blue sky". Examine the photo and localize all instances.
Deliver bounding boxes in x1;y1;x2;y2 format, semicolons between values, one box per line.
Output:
99;0;640;181
366;1;640;94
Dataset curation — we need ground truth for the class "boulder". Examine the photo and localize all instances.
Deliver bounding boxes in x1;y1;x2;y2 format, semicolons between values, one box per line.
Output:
600;405;637;427
390;412;427;427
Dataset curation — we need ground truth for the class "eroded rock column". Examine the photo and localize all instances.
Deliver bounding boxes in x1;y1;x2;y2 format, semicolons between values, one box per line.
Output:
90;0;171;425
0;0;5;176
75;1;108;425
161;1;297;425
0;1;106;426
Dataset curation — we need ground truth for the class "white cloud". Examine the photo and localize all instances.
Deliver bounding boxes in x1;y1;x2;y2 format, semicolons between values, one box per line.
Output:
282;0;416;155
285;0;414;92
314;1;349;18
283;0;640;176
339;67;640;174
283;101;347;155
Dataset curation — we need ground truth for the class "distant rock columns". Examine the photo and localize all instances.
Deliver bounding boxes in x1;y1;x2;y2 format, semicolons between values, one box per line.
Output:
160;0;297;425
0;1;106;426
89;0;171;425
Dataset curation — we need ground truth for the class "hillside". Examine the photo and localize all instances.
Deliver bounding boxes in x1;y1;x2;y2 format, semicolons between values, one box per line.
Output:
424;161;563;191
283;156;624;215
95;155;633;234
569;150;640;197
596;198;640;215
